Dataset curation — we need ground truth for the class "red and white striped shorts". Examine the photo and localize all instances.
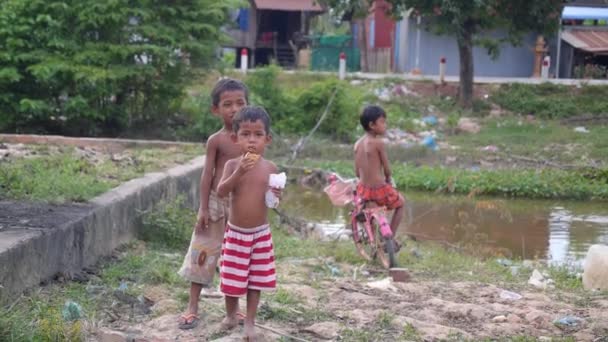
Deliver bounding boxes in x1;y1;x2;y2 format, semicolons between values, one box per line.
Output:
220;222;276;297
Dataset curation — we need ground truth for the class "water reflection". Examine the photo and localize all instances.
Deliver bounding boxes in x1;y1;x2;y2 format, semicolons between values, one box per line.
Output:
281;186;608;264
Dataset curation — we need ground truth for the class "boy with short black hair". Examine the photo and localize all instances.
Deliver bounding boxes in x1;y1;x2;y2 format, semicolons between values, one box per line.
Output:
217;106;281;341
354;104;405;238
177;78;248;330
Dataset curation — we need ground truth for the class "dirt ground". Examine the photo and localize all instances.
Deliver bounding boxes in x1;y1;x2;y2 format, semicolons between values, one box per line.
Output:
0;201;92;230
92;257;608;342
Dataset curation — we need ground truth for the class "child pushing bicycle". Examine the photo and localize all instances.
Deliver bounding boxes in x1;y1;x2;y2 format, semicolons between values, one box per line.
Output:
353;105;405;242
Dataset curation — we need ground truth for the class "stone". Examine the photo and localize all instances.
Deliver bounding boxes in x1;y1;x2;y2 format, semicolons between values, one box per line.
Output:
302;322;341;340
457;117;481;134
98;328;128;342
389;268;411;283
583;244;608;291
507;314;522;324
491;315;507;323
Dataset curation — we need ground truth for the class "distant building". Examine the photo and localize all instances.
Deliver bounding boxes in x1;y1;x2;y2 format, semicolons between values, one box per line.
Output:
224;0;325;68
556;3;608;78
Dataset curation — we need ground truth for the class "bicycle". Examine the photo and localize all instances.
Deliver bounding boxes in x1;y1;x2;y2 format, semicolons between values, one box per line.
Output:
324;173;398;269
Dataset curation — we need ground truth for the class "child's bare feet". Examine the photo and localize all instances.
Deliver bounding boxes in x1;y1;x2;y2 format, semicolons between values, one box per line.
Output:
219;316;239;331
243;325;257;341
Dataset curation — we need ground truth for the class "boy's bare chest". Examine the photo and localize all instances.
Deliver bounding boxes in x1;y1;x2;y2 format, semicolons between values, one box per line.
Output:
236;167;269;192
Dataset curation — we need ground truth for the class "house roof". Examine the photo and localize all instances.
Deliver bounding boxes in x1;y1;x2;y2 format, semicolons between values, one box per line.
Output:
253;0;324;12
562;29;608;54
562;6;608;20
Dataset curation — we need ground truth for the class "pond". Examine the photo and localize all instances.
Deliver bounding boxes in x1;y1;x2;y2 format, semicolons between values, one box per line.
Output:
281;185;608;265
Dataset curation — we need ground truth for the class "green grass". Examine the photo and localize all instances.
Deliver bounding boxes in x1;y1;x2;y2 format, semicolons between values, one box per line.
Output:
493;83;608;118
296;159;608;201
447;118;608;165
0;145;200;202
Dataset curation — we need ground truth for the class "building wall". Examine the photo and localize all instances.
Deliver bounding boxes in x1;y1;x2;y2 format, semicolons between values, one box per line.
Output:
372;0;395;49
402;18;539;77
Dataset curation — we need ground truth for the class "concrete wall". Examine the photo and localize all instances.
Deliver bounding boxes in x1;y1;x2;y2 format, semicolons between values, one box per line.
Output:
402;18;539;77
0;157;204;302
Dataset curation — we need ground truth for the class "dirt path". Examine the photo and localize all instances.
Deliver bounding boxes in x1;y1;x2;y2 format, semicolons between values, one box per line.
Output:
93;258;608;341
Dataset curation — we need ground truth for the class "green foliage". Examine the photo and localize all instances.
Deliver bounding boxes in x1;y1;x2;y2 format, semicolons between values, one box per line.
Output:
176;92;222;141
0;0;238;136
140;196;196;250
246;66;364;141
0;153;110;202
493;83;608;118
298;160;608;201
0;146;201;202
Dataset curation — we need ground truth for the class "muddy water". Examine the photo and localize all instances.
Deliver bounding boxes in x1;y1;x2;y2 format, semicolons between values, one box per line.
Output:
281;185;608;265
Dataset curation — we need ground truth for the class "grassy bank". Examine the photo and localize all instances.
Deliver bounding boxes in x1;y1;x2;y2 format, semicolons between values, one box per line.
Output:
0;198;594;341
296;160;608;201
0;144;200;202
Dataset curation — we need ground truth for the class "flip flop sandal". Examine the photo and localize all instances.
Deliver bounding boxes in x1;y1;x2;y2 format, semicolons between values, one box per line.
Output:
178;313;200;330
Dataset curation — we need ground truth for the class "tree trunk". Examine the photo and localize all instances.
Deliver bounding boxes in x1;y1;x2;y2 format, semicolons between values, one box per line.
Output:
358;18;369;72
457;23;474;109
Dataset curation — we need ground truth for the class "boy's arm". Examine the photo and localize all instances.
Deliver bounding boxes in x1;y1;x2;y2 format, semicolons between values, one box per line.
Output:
195;137;217;231
217;156;256;198
377;139;392;183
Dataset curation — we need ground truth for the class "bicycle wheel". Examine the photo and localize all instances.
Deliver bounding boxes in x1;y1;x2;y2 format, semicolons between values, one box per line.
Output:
351;216;374;262
372;218;397;269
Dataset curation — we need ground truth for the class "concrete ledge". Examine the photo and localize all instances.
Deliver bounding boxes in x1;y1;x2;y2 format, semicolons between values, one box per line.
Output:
0;156;204;302
0;134;198;152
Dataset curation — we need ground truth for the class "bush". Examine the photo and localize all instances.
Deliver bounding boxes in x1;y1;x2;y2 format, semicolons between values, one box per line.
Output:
0;0;237;136
140;197;195;250
245;65;364;141
175;92;222;141
492;83;608;118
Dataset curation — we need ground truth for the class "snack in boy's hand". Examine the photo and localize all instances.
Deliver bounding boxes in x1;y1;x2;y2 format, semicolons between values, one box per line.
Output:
245;151;261;163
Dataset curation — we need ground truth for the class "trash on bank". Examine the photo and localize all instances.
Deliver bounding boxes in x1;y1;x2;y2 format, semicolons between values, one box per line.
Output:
422;115;438;126
528;269;554;289
553;315;584;327
499;290;522;301
62;300;83;321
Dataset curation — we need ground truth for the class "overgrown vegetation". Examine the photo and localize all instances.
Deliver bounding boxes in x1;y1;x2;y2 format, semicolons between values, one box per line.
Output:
298;160;608;201
0;145;200;202
493;83;608;118
0;0;238;136
0;197;596;340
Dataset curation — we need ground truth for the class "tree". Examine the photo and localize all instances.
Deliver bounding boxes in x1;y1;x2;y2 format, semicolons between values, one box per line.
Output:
0;0;239;136
323;0;563;108
320;0;372;71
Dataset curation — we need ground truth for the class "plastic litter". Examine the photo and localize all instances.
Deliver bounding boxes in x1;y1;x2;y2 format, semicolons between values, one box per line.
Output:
481;145;499;152
62;300;83;321
553;316;583;327
118;280;128;292
528;269;554;289
496;258;513;267
265;172;286;208
421;136;438;151
574;127;589;133
422;115;438;126
499;290;522;300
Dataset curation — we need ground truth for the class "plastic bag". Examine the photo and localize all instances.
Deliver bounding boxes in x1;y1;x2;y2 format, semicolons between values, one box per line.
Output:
324;175;355;207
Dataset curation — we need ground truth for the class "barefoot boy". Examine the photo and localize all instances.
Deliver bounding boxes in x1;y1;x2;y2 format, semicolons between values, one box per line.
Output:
217;106;281;341
177;78;248;329
354;105;405;239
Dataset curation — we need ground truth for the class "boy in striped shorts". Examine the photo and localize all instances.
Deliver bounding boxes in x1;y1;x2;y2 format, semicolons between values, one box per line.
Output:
217;106;282;341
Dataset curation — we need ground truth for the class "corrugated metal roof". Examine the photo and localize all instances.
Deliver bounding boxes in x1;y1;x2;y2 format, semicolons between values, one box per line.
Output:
562;6;608;20
562;29;608;53
254;0;324;12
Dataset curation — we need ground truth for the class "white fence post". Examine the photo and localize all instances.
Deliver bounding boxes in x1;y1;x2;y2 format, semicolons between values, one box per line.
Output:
439;56;446;83
541;55;550;79
240;48;248;73
339;52;346;80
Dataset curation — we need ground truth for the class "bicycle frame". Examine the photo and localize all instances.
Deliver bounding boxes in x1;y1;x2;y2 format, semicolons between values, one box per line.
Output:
351;190;393;244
